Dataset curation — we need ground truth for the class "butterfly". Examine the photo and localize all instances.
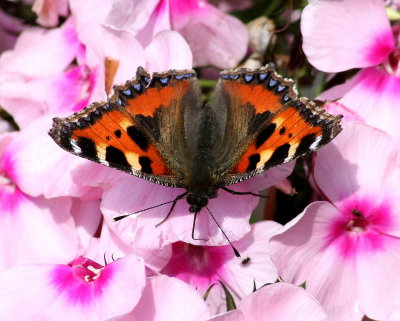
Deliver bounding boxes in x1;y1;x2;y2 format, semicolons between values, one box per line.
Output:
49;64;342;225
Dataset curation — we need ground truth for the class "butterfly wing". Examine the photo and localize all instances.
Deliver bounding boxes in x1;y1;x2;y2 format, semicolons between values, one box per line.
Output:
49;67;202;187
210;64;342;186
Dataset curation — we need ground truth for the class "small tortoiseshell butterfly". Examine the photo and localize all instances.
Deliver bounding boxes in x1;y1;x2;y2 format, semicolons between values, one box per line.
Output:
49;64;342;218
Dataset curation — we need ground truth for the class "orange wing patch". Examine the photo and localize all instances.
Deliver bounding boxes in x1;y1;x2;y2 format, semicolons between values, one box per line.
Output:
124;85;190;117
224;82;284;114
219;65;298;115
232;99;342;174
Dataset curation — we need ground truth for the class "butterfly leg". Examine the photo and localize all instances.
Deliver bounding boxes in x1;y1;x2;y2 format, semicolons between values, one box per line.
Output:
191;210;208;241
221;187;268;199
155;192;188;227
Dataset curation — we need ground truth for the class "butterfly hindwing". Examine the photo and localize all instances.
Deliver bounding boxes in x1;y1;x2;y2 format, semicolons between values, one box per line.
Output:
49;67;201;187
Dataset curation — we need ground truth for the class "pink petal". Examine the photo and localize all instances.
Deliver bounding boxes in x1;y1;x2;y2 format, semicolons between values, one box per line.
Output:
0;255;145;320
0;19;80;77
237;161;294;192
136;0;171;46
105;0;161;35
313;122;398;207
239;283;327;321
301;0;395;72
7;117;94;198
212;283;327;321
338;67;400;143
118;275;210;321
0;66;92;128
71;198;103;249
208;310;246;321
101;175;265;247
170;0;249;68
85;221;172;272
145;30;193;72
0;188;79;271
356;239;400;320
322;102;364;124
219;221;281;297
70;0;146;85
269;202;364;320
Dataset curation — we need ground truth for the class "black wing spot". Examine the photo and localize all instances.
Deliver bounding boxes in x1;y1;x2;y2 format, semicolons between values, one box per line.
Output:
279;127;286;135
114;129;122;138
77;137;98;161
265;143;290;167
127;126;149;151
105;146;130;167
106;135;111;141
139;156;153;174
246;154;261;172
295;133;317;157
256;123;276;149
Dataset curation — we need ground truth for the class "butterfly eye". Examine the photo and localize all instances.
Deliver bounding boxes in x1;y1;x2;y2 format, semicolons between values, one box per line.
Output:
187;194;208;213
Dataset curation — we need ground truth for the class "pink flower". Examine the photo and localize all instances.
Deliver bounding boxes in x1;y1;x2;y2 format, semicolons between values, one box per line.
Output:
269;122;400;321
0;20;89;127
0;255;146;320
208;283;328;321
104;0;249;68
116;275;211;320
302;0;400;144
160;221;281;314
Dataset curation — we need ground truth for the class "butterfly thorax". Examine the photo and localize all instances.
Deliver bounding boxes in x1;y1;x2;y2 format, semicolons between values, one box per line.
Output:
185;152;218;213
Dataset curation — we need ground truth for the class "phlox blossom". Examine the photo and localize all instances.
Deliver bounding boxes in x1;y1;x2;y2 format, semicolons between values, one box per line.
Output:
302;0;400;144
160;221;281;314
0;255;146;321
269;122;400;321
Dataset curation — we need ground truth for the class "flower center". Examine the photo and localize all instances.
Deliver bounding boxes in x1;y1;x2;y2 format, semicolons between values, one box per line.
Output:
0;171;15;193
70;256;104;283
345;209;369;232
183;243;209;271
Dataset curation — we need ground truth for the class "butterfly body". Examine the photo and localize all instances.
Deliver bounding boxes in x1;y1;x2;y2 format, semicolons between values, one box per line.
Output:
49;65;342;215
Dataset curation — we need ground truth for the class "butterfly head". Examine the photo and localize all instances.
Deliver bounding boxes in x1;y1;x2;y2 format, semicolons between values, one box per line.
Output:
186;187;218;213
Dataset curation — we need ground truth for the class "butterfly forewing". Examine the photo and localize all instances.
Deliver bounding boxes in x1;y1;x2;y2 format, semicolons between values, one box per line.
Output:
49;68;200;188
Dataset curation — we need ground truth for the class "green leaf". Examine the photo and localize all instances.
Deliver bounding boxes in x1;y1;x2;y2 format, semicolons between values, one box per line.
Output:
219;281;237;311
203;283;217;301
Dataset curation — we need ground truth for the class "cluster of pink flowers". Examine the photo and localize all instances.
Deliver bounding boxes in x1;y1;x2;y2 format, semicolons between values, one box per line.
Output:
0;0;399;320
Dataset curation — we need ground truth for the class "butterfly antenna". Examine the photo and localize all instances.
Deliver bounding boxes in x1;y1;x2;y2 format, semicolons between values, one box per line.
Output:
205;206;241;259
113;192;187;222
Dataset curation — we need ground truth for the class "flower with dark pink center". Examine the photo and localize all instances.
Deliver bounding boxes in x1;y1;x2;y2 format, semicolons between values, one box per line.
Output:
270;122;400;321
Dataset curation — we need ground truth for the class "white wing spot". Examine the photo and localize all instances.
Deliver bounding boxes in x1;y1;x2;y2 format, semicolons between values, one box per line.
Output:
71;139;82;154
310;135;322;151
